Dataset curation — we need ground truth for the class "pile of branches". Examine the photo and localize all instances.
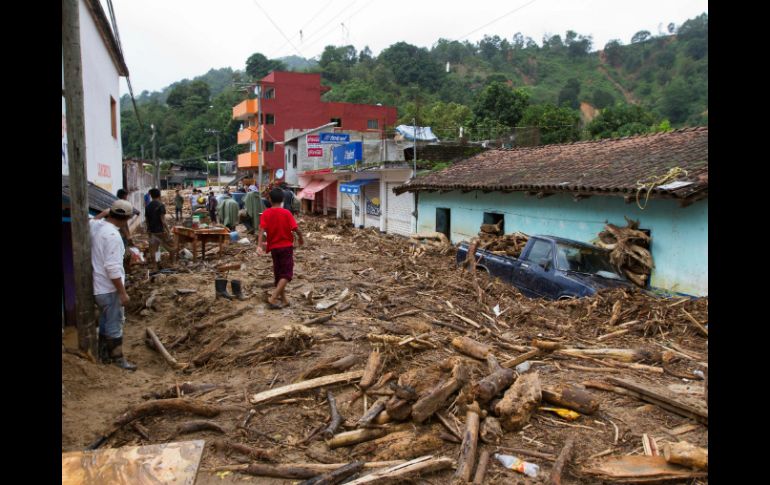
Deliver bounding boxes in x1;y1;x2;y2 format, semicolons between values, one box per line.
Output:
595;218;653;287
408;232;451;258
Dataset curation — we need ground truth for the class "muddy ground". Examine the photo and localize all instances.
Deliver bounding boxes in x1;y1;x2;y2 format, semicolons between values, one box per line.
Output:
62;209;708;484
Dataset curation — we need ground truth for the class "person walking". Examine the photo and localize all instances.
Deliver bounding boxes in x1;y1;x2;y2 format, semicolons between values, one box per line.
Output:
242;186;265;234
218;189;239;231
174;189;184;222
257;188;304;309
145;188;175;270
90;199;137;370
207;190;218;223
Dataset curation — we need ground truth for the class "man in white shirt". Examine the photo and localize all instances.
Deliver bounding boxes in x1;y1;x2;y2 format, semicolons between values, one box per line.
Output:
90;199;137;370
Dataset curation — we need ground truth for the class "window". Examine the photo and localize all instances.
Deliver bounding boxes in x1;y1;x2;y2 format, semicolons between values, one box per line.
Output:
265;141;275;152
483;212;504;233
367;119;379;129
110;96;117;139
436;208;451;239
330;118;342;127
263;87;275;99
264;113;275;125
525;239;553;265
292;153;297;169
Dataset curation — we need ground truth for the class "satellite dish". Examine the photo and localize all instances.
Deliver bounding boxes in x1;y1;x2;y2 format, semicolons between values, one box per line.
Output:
275;168;285;179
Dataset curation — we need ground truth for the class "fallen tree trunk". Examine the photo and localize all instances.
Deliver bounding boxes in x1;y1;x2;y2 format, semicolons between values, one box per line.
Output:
556;347;662;363
360;348;383;390
114;398;222;426
323;391;344;439
327;425;409;449
174;420;227;437
192;330;235;366
455;402;481;482
357;396;389;428
452;336;492;360
542;385;600;415
663;441;707;471
212;439;277;462
299;461;365;485
472;449;490;485
250;370;364;406
344;456;454;484
474;354;515;403
548;436;575;485
412;363;470;423
495;372;541;431
145;328;186;369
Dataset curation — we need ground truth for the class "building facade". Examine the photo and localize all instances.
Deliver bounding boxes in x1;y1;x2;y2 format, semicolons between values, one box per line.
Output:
232;71;397;184
395;128;709;296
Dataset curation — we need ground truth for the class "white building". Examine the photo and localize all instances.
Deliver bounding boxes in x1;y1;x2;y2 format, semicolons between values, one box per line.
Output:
62;0;128;194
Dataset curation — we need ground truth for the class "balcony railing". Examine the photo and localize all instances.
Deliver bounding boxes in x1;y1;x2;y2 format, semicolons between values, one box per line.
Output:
232;99;258;120
237;151;261;169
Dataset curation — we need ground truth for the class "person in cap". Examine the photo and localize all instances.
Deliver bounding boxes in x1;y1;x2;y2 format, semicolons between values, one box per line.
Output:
146;188;175;271
90;199;137;370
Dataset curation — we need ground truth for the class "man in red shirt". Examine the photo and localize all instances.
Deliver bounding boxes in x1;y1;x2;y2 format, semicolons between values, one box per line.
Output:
257;188;304;308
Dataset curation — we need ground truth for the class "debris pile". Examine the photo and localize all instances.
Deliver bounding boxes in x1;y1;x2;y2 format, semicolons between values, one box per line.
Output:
467;220;530;260
63;214;707;484
595;217;653;287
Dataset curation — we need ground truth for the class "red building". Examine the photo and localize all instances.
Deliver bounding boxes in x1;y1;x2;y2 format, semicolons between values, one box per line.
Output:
232;71;398;181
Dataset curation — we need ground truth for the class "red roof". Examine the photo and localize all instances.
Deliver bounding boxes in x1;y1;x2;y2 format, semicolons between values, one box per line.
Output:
393;127;708;200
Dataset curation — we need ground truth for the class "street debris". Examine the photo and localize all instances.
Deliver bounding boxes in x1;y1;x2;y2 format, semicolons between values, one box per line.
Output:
63;213;708;484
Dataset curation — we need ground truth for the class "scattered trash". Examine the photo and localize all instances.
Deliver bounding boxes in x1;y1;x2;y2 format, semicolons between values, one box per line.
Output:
128;247;145;263
230;231;239;242
494;453;540;477
237;238;251;245
539;406;581;421
493;304;501;317
692;369;705;379
515;361;531;373
180;248;193;260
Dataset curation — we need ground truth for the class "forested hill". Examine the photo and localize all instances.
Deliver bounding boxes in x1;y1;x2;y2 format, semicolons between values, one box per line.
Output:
120;13;707;164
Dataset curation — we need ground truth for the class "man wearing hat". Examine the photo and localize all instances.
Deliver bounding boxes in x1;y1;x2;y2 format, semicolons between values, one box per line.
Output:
89;199;137;370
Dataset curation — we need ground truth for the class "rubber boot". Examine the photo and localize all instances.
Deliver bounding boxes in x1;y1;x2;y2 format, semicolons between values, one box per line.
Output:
231;280;247;300
215;278;233;300
107;337;137;371
98;336;111;364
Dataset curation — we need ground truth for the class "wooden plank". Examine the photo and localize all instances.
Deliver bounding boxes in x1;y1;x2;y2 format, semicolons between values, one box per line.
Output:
581;455;707;482
62;440;204;485
250;370;364;405
344;455;454;484
607;377;707;425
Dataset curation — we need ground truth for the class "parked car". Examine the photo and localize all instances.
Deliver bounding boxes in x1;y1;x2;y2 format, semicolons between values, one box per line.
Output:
456;235;633;299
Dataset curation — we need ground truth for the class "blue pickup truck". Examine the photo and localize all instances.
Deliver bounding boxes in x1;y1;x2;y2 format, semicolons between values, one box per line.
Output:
456;235;633;299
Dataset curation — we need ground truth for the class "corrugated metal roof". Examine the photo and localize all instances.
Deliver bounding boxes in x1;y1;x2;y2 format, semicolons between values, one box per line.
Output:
62;175;140;215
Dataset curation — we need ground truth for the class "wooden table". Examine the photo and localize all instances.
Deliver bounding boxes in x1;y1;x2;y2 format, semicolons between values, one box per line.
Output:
173;226;230;261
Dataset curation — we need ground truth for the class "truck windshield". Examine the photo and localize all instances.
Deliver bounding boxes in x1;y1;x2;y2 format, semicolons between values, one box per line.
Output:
555;243;622;278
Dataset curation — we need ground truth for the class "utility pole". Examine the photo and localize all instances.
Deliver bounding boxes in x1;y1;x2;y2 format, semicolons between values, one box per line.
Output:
205;129;221;186
256;83;263;194
151;123;158;188
62;0;97;357
412;117;417;178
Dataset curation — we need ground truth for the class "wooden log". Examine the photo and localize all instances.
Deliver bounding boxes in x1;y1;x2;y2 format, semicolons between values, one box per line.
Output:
192;329;235;366
451;313;482;329
531;339;564;352
299;461;366;485
435;412;462;441
385;397;412;421
344;455;454;484
131;422;150;440
556;347;662;363
250;370;364;406
207;461;407;475
174;420;227;437
144;382;220;400
373;410;392;425
145;328;186;369
497;447;557;461
360;349;383;390
548;436;575;485
358;396;389;428
495;372;541;431
323;391;344;439
474;355;515;403
456;402;481;482
452;336;491;360
663;441;708;470
607;377;708;425
681;309;708;337
114;398;222;426
239;464;321;479
327;425;409;449
542;385;600;415
212;439;277;461
479;417;503;444
581;455;707;482
472;449;490;485
302;355;360;380
501;349;539;368
412;363;470;423
303;313;334;325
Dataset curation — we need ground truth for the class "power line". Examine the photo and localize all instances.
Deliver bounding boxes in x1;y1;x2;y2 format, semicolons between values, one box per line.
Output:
302;0;374;56
269;0;334;58
455;0;540;42
250;0;304;58
293;0;358;54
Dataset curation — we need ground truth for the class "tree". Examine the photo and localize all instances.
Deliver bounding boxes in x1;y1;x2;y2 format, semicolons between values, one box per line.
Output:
591;89;615;109
521;103;581;145
631;30;651;44
472;81;530;129
603;39;624;67
558;78;581;110
667;22;677;34
245;52;286;80
659;78;696;123
565;31;592;58
587;103;658;139
379;42;444;91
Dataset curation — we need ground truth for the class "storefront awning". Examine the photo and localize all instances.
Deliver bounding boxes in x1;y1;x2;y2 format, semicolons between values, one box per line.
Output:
340;179;377;195
297;178;335;200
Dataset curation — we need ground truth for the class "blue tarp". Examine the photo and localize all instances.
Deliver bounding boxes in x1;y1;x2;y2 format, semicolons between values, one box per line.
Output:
395;125;439;142
340;179;377;195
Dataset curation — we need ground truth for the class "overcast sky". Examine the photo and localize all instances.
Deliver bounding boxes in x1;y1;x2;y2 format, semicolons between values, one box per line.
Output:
107;0;708;94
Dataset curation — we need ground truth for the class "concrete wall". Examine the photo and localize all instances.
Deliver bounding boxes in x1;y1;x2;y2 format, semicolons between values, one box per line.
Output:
417;191;707;296
76;0;123;193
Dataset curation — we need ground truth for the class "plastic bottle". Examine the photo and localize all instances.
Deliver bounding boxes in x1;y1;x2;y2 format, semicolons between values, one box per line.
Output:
515;361;532;373
494;453;539;477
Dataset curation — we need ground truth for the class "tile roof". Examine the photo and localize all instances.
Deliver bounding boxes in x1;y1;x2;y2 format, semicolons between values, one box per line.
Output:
62;175;140;215
393;127;708;200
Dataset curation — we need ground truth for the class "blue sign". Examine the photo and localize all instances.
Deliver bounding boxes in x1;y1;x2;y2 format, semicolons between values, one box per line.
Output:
333;141;362;166
320;132;350;143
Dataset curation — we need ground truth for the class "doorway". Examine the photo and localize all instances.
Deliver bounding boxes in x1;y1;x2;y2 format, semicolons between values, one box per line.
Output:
436;208;451;240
